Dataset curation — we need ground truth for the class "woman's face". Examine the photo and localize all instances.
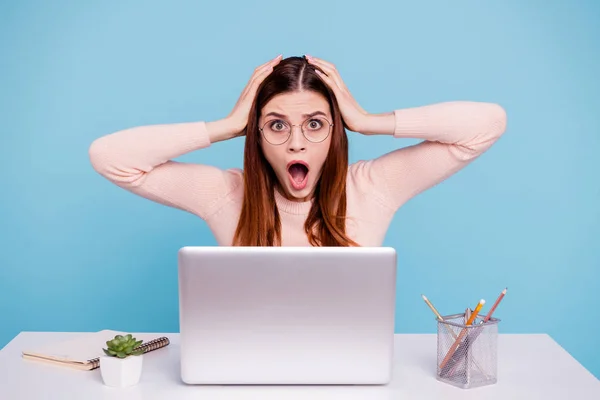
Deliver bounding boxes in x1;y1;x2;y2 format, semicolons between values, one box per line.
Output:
259;90;333;202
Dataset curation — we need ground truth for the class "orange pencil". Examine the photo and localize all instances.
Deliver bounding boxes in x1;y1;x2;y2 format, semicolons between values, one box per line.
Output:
466;299;485;325
439;299;485;369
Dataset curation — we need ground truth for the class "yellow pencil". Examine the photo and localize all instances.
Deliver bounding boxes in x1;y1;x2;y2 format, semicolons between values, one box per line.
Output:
466;299;485;326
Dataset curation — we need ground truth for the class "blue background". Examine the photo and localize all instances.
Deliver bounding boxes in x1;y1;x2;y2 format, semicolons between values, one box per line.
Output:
1;0;599;379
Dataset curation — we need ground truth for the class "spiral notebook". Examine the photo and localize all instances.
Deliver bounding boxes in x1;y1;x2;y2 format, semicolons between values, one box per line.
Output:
21;330;170;370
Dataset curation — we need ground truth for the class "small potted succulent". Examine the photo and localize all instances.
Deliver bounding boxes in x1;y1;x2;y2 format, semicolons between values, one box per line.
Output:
100;334;144;387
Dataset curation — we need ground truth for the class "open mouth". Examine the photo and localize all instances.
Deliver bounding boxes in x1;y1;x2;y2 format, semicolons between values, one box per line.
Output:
287;161;309;190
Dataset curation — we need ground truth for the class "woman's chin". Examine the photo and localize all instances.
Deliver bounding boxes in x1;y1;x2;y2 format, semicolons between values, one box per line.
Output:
281;181;314;202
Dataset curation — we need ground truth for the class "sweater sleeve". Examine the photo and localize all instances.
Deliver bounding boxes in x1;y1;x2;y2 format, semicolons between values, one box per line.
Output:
88;121;241;219
351;101;507;211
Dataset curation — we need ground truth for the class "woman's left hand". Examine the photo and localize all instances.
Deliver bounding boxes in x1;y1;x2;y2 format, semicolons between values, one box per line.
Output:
305;55;370;133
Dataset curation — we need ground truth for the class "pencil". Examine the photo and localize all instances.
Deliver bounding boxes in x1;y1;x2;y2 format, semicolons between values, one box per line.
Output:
421;294;459;340
483;287;507;323
439;299;485;369
466;299;485;326
421;294;445;321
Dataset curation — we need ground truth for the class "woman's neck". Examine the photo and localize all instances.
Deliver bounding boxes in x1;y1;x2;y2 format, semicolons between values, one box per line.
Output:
274;187;314;215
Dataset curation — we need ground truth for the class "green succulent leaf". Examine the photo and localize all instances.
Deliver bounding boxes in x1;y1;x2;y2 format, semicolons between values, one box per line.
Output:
104;333;146;356
103;333;149;358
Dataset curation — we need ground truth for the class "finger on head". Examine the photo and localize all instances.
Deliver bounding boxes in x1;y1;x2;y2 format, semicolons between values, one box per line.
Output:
306;55;335;70
308;62;326;75
252;60;278;81
314;69;332;84
250;64;276;89
309;61;336;79
255;54;282;71
270;54;283;66
315;69;343;92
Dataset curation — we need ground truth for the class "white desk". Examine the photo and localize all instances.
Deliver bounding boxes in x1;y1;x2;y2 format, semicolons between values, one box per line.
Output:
1;332;598;399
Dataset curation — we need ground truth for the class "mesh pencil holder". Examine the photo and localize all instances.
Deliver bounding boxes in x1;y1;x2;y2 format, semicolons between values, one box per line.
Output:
436;313;500;389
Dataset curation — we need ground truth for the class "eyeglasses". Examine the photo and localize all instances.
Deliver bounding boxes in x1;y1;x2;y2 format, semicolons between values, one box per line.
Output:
259;116;333;145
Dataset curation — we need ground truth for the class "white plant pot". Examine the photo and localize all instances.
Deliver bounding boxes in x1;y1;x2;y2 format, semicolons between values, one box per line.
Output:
100;354;143;387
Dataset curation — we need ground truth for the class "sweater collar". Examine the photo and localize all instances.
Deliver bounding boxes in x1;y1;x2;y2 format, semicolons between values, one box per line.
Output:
274;189;313;215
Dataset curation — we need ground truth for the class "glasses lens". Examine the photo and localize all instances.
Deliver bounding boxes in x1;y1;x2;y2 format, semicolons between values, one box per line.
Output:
262;119;291;145
302;117;331;142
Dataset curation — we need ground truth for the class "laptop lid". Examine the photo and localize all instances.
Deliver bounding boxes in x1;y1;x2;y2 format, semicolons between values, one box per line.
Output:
178;246;397;385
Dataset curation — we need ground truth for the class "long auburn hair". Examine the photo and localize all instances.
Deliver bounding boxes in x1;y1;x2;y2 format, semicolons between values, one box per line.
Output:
232;56;358;247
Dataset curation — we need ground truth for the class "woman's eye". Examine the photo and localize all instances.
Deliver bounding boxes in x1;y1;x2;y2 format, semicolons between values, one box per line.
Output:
270;120;287;131
308;119;323;129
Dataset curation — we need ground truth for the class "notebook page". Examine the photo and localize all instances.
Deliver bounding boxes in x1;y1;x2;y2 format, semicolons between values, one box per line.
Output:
22;330;162;363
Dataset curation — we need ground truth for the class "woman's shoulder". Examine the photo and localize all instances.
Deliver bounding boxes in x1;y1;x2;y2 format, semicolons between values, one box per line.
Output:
346;160;389;201
221;167;244;192
346;159;378;187
340;161;397;223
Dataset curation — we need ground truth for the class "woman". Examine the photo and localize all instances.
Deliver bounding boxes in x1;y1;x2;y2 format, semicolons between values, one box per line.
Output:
89;54;507;247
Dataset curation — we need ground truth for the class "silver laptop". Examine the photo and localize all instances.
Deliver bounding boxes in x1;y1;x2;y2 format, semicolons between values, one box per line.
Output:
177;246;397;385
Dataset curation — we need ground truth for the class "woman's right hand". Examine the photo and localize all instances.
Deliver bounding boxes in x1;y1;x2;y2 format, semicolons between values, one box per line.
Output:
207;55;282;143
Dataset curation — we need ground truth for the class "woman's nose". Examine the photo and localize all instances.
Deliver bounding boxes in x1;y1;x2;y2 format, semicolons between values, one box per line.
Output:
287;126;306;152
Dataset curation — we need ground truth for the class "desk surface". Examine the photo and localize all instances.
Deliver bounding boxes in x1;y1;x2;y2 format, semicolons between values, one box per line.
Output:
1;332;598;399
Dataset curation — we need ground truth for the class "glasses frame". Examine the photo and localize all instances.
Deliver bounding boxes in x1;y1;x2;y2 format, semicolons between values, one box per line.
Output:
259;116;334;145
